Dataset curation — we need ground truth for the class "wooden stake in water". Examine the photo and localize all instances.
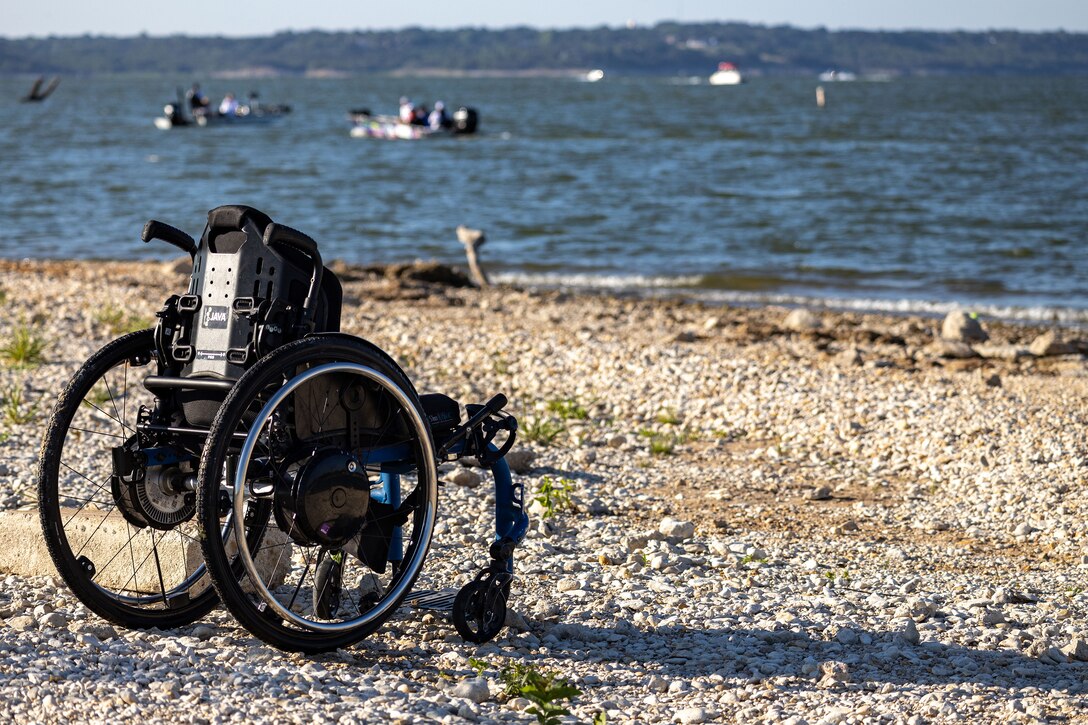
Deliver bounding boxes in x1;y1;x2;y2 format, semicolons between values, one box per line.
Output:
816;86;826;108
456;225;490;288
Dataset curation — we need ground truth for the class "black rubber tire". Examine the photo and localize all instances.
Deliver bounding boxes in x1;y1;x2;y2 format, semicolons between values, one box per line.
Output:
452;577;507;644
37;329;218;629
313;553;343;619
196;334;437;653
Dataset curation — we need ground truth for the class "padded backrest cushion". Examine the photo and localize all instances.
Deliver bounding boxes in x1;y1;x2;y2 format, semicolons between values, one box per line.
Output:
207;205;272;234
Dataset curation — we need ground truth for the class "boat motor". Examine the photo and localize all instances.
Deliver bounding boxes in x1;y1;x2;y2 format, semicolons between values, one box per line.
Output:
452;107;478;135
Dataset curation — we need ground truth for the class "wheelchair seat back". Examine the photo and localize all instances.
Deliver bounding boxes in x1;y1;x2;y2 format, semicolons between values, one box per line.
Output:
152;205;343;426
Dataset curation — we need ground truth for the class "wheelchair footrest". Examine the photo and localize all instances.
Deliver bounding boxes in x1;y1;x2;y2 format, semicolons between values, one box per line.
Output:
404;588;458;613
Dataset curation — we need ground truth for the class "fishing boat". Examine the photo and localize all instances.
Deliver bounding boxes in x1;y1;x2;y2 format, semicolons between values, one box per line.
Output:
348;106;478;140
153;90;291;129
709;62;743;86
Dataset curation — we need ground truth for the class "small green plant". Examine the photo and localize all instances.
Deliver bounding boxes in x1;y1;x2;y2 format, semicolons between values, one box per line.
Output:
740;554;768;566
593;712;608;725
823;569;852;584
0;287;7;305
94;305;152;336
468;657;489;676
2;385;38;426
499;662;582;725
1;324;47;368
655;409;680;425
534;476;575;518
522;417;565;446
491;354;510;375
649;434;676;456
546;398;588;420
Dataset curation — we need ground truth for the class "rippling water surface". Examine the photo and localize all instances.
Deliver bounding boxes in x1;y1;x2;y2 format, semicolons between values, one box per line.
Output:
1;74;1085;320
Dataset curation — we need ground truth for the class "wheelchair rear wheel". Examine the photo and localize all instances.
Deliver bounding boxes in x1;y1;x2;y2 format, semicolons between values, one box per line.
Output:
37;330;219;628
196;335;438;653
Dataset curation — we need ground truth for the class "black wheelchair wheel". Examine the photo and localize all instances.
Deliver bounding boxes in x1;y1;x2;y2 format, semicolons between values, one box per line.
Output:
196;334;438;653
36;330;218;628
452;575;508;644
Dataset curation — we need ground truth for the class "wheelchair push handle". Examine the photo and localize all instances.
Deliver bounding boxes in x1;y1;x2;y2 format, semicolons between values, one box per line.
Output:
262;223;324;330
437;394;510;459
480;394;507;417
142;220;197;258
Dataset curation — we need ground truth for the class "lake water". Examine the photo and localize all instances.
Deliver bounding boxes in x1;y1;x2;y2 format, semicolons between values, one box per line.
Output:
1;74;1086;323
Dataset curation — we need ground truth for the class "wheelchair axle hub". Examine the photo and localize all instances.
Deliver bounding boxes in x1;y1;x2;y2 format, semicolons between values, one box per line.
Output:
111;443;195;530
275;448;370;548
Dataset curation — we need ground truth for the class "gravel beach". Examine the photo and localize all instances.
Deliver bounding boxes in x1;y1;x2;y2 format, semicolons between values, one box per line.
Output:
1;258;1087;724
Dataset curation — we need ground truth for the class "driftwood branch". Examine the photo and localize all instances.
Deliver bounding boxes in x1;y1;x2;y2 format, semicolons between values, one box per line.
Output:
456;225;490;288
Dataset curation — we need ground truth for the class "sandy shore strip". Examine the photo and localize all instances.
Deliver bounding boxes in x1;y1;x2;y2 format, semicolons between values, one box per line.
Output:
1;258;1087;723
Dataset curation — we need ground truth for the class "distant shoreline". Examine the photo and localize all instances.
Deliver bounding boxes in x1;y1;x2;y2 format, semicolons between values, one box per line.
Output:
2;22;1085;76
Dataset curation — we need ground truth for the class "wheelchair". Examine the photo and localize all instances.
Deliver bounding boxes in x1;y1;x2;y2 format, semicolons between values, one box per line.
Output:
36;205;528;653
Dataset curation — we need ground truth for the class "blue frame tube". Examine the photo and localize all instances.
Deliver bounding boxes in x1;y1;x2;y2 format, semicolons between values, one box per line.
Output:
376;472;403;565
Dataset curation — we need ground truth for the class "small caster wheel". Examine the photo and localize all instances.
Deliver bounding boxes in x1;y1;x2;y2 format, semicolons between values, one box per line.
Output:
453;575;508;644
313;552;343;619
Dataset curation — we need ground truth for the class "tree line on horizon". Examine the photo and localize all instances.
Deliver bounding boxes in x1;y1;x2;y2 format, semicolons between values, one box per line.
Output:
1;22;1086;75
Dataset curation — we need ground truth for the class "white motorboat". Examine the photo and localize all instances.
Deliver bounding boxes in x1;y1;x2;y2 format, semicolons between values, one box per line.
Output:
709;62;743;86
818;69;858;82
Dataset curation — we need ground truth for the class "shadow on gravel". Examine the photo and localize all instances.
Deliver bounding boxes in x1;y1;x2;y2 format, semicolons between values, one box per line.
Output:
541;621;1088;694
530;466;607;485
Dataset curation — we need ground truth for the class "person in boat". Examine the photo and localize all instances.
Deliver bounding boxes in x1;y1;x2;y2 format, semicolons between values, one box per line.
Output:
219;93;239;116
398;97;415;124
187;84;210;114
428;101;451;130
413;104;429;126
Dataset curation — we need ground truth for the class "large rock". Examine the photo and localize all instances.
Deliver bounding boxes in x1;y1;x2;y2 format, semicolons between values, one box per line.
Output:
658;517;696;540
449;468;482;488
929;339;979;359
783;308;821;332
817;660;851;688
1062;638;1088;662
450;678;490;704
941;310;989;342
385;261;473;288
0;508;291;594
973;343;1031;361
504;448;536;474
1029;330;1075;357
895;618;921;646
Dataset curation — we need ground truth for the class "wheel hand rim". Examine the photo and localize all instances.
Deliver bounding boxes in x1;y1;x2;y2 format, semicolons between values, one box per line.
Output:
232;361;437;632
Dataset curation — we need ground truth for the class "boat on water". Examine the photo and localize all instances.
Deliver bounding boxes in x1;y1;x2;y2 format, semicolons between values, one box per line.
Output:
349;106;478;140
818;69;858;82
709;62;743;86
583;69;605;82
154;88;291;129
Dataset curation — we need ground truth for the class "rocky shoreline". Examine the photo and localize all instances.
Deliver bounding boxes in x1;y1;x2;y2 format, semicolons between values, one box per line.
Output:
1;258;1087;723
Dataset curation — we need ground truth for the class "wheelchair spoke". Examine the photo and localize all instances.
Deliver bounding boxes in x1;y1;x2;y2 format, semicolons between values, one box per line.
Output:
68;426;127;440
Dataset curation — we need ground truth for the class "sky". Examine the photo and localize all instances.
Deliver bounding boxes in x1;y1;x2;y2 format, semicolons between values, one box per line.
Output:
4;0;1087;37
